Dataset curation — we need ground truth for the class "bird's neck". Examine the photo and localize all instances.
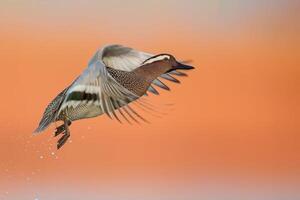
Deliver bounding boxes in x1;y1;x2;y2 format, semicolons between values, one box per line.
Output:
133;62;171;83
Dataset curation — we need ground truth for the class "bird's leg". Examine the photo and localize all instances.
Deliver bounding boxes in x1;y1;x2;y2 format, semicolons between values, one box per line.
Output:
57;118;71;149
54;124;65;137
54;120;72;137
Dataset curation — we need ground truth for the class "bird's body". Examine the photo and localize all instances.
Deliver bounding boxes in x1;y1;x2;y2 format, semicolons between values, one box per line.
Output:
34;44;194;149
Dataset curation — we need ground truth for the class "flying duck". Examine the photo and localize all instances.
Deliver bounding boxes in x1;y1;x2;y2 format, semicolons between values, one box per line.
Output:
34;44;194;149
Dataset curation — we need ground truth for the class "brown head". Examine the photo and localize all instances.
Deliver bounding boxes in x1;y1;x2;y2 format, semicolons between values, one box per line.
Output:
142;54;194;73
129;54;194;96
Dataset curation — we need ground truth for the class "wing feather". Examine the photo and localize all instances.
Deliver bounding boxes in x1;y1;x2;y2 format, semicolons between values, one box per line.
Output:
59;52;144;123
94;44;183;94
148;86;159;95
152;79;170;91
160;74;180;83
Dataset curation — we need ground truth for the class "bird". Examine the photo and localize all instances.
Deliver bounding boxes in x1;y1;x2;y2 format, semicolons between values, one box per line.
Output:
34;44;194;149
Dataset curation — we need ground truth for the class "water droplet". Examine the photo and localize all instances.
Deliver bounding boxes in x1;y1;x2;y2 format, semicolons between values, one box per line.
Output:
39;155;43;159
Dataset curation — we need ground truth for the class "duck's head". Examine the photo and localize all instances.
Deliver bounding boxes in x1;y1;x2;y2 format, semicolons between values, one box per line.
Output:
143;54;194;73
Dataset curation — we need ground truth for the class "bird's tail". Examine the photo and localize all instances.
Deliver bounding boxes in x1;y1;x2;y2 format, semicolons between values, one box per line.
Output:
34;108;55;134
34;88;68;134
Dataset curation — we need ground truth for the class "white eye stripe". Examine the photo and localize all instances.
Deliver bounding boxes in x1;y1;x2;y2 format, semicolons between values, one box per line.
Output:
143;55;170;65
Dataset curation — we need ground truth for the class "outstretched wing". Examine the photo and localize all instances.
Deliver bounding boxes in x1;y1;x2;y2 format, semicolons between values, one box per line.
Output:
90;44;184;95
59;53;147;123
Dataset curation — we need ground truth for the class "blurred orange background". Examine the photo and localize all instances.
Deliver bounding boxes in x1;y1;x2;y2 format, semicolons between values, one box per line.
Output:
0;0;299;199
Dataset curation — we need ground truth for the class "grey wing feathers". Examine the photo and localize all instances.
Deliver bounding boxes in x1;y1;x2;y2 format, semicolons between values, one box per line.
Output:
34;88;68;133
96;44;182;95
59;59;140;122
